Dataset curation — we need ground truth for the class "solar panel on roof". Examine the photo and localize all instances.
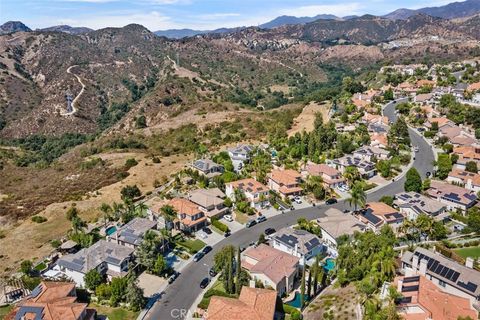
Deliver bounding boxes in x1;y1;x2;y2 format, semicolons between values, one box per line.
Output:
458;281;478;293
30;285;43;298
403;276;420;283
445;269;454;280
402;285;419;292
451;272;460;282
440;267;449;277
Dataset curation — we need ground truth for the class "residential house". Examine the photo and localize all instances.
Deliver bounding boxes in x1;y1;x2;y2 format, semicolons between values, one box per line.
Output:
169;198;207;232
191;159;224;178
352;146;390;162
55;240;134;287
268;169;303;199
328;156;376;179
401;247;480;307
413;93;434;105
362;113;389;126
317;208;366;250
426;180;477;213
271;227;324;265
206;287;277;320
467;82;480;92
453;145;480;170
424;117;454;130
302;163;345;189
6;282;96;320
188;188;230;220
242;244;300;296
447;169;480;193
107;217;157;249
357;202;405;232
416;79;436;88
449;134;477;147
228;144;254;172
226;178;270;209
393;275;478;320
367;122;389;134
396;82;417;95
394;192;447;220
370;133;388;149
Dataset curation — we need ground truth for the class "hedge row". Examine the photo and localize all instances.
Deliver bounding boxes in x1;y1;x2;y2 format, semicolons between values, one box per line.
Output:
211;218;230;233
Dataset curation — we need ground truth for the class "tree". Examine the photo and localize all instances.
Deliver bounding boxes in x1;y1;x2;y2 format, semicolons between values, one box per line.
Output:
126;278;145;311
466;208;480;234
66;206;79;221
307;267;312;298
84;269;104;291
344;166;361;186
136;230;166;273
384;88;394;101
257;233;267;245
236;247;242;295
152;255;167;276
135;115;147;129
348;181;366;211
300;266;306;308
20;260;32;275
99;203;112;227
379;195;394;206
404;168;422;193
71;215;86;234
466;161;478;173
312;255;320;294
121;185;141;200
110;277;128;306
436;154;453;180
160;205;177;227
214;245;236;294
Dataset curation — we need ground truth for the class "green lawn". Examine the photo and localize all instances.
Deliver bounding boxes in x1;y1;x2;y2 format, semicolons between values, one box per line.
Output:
0;305;13;320
454;246;480;259
176;238;206;254
91;303;139;320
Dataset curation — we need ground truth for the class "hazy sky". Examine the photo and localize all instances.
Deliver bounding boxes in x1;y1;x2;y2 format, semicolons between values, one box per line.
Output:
0;0;456;31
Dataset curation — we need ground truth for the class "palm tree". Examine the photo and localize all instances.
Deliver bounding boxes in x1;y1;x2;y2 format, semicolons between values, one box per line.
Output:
160;205;177;229
344;166;360;186
99;203;112;228
348;181;366;212
136;202;148;218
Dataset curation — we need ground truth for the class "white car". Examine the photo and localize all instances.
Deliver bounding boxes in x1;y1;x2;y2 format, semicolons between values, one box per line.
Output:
414;146;419;153
293;196;302;204
223;214;233;222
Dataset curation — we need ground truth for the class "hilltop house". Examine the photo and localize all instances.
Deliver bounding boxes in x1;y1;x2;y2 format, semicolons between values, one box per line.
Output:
106;217;157;249
55;240;134;287
242;244;300;296
188;188;230;220
191;159;224;178
226;178;270;209
228;144;254;172
268;169;303;199
169;198;207;233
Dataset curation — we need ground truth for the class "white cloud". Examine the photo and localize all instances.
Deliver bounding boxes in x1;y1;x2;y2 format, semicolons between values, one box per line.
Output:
279;3;363;17
52;10;179;31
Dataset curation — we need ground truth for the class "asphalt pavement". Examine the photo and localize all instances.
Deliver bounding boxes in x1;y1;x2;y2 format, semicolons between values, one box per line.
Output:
144;99;434;320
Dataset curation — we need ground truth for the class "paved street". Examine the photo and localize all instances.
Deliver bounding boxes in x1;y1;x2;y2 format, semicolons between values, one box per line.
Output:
144;100;435;320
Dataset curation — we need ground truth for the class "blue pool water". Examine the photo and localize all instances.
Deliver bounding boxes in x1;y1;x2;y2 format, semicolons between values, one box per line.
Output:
323;258;335;272
286;292;309;308
106;226;117;236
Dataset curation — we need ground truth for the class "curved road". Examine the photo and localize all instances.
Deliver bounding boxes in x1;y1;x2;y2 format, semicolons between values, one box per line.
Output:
64;65;86;116
146;99;434;320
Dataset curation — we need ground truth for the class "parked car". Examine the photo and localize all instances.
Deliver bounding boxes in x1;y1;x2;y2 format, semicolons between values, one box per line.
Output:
326;198;337;205
200;277;210;289
264;228;276;236
223;215;233;222
202;227;213;235
168;271;180;284
414;146;419;153
256;215;267;223
224;230;231;237
209;267;217;277
202;246;213;255
198;232;208;239
293;196;302;204
246;220;257;228
193;252;205;262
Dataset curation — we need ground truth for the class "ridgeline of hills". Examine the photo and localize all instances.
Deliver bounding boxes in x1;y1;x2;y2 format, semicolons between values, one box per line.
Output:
0;2;480;139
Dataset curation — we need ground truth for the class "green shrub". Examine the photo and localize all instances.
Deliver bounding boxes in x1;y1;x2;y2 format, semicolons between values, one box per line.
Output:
211;218;230;233
125;158;138;169
31;216;47;223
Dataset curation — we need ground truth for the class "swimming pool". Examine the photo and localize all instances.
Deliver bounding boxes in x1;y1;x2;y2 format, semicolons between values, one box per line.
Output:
323;258;335;272
285;292;309;308
106;226;117;236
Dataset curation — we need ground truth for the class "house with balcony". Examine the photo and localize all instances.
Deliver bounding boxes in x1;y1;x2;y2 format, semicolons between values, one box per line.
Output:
228;144;254;172
268;169;303;199
271;227;324;265
188;188;230;220
302;163;345;189
169;198;207;233
394;192;447;221
226;178;270;209
356;202;405;233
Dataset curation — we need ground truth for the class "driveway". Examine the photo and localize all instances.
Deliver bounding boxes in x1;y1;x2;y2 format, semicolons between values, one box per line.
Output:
195;229;224;246
138;272;168;298
221;217;244;232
